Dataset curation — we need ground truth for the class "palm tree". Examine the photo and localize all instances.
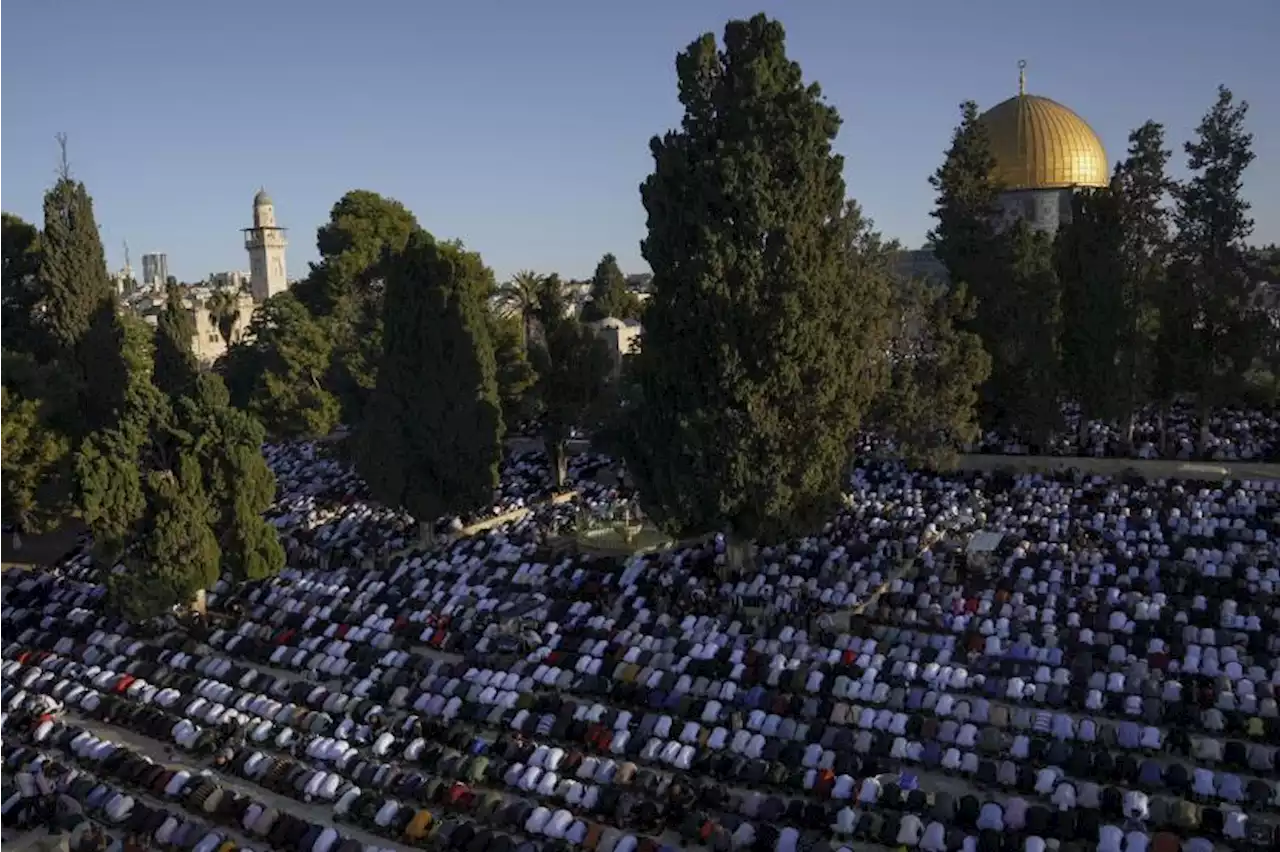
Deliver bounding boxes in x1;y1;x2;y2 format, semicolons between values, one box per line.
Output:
205;286;242;349
494;270;544;353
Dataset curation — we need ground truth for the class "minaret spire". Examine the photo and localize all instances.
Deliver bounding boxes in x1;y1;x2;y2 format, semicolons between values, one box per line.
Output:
1018;59;1027;96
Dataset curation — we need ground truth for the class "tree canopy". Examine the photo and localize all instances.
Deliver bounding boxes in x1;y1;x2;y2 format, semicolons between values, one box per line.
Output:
620;14;892;546
528;275;613;485
580;253;641;321
356;231;504;526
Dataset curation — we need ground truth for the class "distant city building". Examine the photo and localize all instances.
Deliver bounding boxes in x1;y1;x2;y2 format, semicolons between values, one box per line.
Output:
242;189;289;302
588;317;643;380
208;270;251;293
141;252;169;288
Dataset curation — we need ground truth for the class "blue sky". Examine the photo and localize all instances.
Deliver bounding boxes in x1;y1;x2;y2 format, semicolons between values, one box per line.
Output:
3;0;1277;283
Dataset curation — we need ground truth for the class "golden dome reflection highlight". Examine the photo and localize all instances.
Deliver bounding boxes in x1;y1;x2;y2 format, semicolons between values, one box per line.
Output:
977;63;1110;191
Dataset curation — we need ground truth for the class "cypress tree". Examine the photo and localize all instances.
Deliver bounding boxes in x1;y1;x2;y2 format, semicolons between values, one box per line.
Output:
153;281;199;399
622;15;891;557
1112;122;1173;447
529;275;613;487
1169;86;1259;451
874;280;991;469
581;253;640;321
1056;184;1126;445
39;173;128;435
39;177;113;353
357;231;504;529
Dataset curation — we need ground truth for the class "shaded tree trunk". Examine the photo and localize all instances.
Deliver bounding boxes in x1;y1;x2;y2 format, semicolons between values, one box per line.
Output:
549;438;568;489
724;528;751;584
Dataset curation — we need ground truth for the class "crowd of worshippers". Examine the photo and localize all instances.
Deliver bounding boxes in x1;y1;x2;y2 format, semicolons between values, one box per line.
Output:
3;438;1280;852
967;402;1280;462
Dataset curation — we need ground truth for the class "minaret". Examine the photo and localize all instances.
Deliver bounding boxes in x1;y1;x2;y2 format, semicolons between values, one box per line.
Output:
242;188;289;302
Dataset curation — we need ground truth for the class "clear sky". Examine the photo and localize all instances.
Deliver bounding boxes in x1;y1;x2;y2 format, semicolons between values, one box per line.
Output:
3;0;1277;283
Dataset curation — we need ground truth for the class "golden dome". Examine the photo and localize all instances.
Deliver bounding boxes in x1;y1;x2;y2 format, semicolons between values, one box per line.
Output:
978;92;1109;191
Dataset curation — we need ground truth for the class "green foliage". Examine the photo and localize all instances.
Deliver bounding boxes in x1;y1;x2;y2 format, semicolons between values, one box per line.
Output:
1166;86;1260;438
1056;185;1127;426
928;101;1003;300
1111;122;1173;437
874;281;991;469
39;178;114;354
930;101;1063;445
107;454;221;622
357;231;504;523
580;253;641;321
225;292;341;440
76;422;149;560
529;275;613;485
153;281;199;399
1;385;73;533
494;270;545;352
2;213;50;360
205;286;242;348
295;190;421;425
488;309;538;425
621;15;891;543
169;374;283;583
993;223;1062;444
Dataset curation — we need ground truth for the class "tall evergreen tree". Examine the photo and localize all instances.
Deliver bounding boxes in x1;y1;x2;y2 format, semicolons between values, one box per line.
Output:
38;168;128;435
1169;86;1259;450
996;223;1062;446
107;454;221;621
488;309;538;427
2;213;50;361
153;281;199;399
581;253;641;321
298;190;421;425
622;15;891;559
222;292;341;440
874;280;991;469
930;101;1062;445
1112;122;1173;446
529;275;613;486
929;102;1003;308
357;232;504;529
39;176;113;353
1056;185;1126;444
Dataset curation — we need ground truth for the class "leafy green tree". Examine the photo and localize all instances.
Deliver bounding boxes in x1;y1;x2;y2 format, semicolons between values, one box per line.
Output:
1112;122;1174;447
529;275;613;486
929;101;1003;310
1056;184;1126;444
153;281;199;399
2;213;50;360
494;270;545;352
39;177;114;354
74;314;163;561
107;453;221;621
994;223;1062;446
205;286;242;348
1168;86;1260;451
580;253;641;321
297;190;421;425
227;293;341;440
621;15;891;560
37;172;129;436
171;374;283;582
488;309;538;426
1;386;73;533
874;280;990;469
357;232;504;528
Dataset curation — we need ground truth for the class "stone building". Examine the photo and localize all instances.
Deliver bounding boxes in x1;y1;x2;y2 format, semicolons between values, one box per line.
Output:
978;61;1110;235
243;189;289;302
